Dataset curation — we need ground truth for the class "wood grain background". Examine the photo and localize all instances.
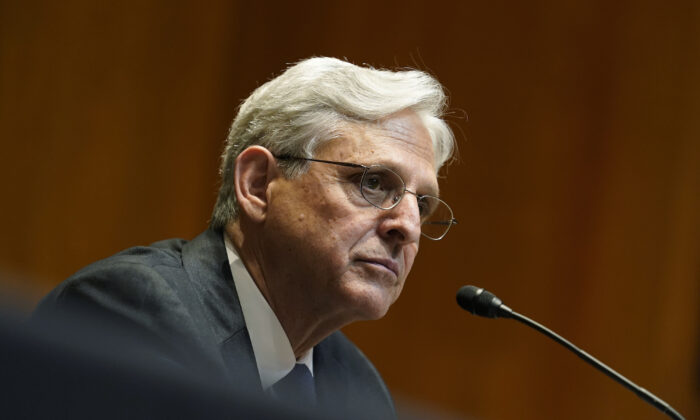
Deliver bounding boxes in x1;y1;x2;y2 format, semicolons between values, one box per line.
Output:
1;1;697;419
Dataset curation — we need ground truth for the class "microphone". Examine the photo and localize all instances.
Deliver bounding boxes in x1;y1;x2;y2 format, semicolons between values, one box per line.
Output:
456;285;685;420
455;285;513;319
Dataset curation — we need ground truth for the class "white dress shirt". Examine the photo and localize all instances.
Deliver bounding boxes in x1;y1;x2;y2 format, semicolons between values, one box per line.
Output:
223;233;313;389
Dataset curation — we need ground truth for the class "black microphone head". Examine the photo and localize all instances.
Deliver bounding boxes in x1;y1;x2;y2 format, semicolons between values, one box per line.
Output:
456;285;510;318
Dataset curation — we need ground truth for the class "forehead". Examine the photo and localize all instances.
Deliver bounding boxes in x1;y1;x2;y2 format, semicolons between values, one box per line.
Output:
316;110;439;193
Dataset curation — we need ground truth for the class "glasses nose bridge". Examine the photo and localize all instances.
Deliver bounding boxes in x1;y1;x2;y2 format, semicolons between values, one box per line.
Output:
389;188;422;224
400;188;423;209
403;188;418;199
386;184;419;210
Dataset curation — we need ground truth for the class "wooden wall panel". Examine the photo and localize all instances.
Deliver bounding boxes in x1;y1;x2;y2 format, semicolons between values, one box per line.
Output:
1;1;697;419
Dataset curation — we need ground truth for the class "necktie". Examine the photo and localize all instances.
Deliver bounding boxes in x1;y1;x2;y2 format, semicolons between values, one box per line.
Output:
269;363;316;407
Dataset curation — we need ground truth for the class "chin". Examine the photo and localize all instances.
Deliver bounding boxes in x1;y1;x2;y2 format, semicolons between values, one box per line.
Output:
341;280;401;321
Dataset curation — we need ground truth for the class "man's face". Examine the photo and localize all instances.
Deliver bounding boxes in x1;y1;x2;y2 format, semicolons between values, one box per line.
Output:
262;110;438;324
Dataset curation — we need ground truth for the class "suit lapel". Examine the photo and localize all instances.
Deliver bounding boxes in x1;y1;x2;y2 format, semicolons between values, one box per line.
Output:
181;228;261;389
313;333;351;410
221;328;262;389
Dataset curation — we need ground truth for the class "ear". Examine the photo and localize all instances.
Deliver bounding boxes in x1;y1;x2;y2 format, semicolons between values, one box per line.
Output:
234;146;279;223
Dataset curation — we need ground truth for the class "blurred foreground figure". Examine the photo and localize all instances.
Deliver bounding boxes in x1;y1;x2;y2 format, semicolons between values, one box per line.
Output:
34;57;457;418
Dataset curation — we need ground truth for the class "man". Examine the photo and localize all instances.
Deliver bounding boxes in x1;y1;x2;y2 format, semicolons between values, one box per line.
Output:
34;57;457;418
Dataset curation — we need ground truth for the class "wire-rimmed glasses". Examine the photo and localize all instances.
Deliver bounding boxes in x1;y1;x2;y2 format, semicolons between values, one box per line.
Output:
275;155;457;240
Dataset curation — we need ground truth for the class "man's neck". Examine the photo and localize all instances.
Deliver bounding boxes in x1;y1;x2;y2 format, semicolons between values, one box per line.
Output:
225;222;354;358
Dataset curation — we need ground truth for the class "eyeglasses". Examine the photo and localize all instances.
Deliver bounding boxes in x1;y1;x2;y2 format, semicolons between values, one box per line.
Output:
275;155;457;240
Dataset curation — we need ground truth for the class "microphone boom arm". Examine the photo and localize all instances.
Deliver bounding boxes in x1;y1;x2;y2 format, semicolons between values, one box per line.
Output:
456;285;685;420
505;309;684;420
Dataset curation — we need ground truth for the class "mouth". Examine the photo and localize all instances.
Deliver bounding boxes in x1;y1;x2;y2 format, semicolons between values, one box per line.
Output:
356;258;400;278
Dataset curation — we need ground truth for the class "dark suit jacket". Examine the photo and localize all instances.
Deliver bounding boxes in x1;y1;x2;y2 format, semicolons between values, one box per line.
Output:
34;228;396;419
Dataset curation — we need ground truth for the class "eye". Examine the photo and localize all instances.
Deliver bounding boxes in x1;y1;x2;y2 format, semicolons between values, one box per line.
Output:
363;174;382;191
360;166;405;208
417;197;431;218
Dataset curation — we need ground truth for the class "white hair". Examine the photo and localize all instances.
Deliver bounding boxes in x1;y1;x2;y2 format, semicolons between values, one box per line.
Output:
210;57;455;229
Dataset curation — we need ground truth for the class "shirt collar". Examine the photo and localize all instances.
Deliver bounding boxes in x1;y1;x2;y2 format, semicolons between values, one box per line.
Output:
223;233;313;389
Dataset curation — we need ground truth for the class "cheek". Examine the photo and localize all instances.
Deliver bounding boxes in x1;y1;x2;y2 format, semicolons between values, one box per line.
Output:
270;178;385;269
402;244;419;275
304;188;376;246
275;187;363;261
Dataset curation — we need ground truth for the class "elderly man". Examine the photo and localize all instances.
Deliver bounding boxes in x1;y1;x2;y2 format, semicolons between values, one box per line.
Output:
34;57;456;418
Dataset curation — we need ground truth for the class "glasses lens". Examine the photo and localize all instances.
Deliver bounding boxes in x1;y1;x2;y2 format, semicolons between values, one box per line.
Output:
419;196;454;240
360;166;405;209
360;165;455;240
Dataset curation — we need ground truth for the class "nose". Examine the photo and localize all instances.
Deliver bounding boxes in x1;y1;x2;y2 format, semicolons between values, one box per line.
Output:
378;194;422;245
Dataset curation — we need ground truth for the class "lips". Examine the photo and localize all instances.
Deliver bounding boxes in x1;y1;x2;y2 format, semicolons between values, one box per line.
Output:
356;257;400;277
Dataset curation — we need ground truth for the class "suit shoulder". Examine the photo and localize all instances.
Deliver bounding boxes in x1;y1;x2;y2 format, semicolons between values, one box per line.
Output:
36;238;190;313
73;237;187;280
109;237;187;269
